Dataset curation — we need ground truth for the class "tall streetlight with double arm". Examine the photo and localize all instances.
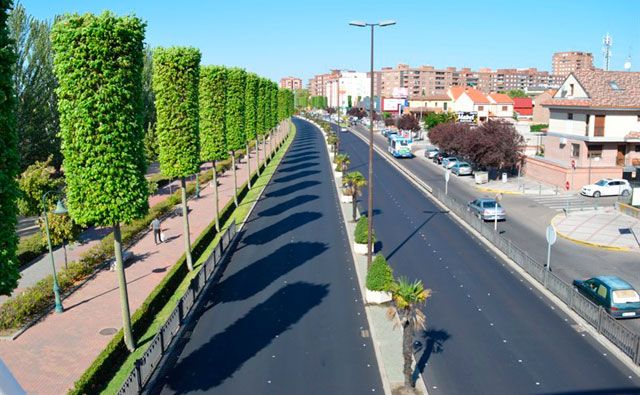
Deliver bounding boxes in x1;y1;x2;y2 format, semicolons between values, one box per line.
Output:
349;19;395;267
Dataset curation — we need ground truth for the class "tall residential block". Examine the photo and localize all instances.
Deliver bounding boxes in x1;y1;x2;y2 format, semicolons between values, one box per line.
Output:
552;51;594;76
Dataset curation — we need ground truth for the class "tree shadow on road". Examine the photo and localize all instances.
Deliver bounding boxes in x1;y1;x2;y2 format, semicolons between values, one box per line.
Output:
273;170;320;184
241;211;322;246
264;180;320;198
255;194;319;218
278;162;319;173
412;327;451;385
280;155;319;166
161;282;329;393
206;241;328;307
285;150;319;160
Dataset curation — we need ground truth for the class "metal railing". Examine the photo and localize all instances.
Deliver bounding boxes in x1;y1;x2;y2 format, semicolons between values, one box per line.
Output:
429;187;640;365
118;220;238;395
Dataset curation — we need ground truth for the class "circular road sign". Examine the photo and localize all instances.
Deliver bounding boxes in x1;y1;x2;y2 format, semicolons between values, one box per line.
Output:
565;181;570;191
546;225;557;245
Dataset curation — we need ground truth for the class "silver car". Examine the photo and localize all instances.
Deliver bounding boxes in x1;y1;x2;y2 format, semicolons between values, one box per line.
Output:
468;198;506;221
451;161;473;176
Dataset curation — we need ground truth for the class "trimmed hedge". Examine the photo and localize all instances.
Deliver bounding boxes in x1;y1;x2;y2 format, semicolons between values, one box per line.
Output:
70;126;291;394
366;254;394;291
17;233;46;267
354;216;375;245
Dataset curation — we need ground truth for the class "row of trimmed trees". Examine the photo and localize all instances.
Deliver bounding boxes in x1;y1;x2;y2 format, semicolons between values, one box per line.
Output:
0;11;296;351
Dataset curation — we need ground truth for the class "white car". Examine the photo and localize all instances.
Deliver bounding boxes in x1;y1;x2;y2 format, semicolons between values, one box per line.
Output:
581;178;631;197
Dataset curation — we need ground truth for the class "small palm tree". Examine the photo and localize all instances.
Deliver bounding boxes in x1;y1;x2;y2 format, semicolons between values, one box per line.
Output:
327;134;338;152
334;153;350;173
388;277;432;390
342;171;367;222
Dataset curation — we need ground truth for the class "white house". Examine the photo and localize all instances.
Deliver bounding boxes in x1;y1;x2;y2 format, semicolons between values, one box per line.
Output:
525;69;640;190
325;71;370;111
448;86;490;122
487;93;514;119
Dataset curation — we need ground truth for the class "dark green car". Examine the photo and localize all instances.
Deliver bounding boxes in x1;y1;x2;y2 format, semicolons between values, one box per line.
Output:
573;276;640;318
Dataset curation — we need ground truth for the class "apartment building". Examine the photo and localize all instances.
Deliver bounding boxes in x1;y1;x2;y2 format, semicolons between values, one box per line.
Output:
308;70;340;97
526;70;640;190
552;51;594;76
279;76;302;90
324;71;370;109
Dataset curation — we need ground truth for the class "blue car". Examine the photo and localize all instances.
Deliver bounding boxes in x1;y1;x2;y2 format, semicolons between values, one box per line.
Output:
573;276;640;318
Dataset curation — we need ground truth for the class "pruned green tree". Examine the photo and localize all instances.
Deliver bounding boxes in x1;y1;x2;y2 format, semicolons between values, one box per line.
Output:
51;12;149;351
270;82;278;156
9;2;60;171
224;67;246;207
199;65;227;232
244;72;258;188
38;203;81;270
141;45;157;162
256;78;268;174
153;46;201;272
0;0;19;296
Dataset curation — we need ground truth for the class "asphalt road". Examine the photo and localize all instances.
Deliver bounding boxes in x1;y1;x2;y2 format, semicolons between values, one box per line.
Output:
351;123;640;335
150;119;383;394
337;124;640;394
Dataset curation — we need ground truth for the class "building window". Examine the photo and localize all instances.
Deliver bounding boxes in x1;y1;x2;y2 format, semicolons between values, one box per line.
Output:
502;106;508;111
571;143;580;158
443;102;448;111
588;144;603;159
569;83;574;96
568;113;573;120
635;145;640;153
478;106;484;111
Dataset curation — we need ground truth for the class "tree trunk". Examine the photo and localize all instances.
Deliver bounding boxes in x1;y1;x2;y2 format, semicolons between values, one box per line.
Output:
352;192;357;222
63;242;68;270
231;152;238;207
212;160;220;232
246;142;252;189
181;177;194;271
402;319;415;389
195;172;200;198
255;136;261;176
263;135;267;164
113;223;135;352
269;129;273;158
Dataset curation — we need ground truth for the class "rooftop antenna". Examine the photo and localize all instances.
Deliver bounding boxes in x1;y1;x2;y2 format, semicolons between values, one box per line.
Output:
624;47;632;71
602;33;612;71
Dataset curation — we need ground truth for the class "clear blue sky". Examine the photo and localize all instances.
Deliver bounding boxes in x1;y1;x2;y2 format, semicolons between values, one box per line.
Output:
22;0;640;83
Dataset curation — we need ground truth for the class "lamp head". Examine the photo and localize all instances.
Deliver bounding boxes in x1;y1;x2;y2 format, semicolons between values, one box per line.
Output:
349;21;366;27
379;20;396;27
53;199;68;215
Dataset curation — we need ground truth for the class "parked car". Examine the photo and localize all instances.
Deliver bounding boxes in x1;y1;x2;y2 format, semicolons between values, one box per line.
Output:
468;198;506;221
573;276;640;318
442;157;459;169
424;147;439;159
580;178;631;197
451;161;473;176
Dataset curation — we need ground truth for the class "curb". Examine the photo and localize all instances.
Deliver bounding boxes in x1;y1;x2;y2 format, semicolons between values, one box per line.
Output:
550;213;632;252
475;187;523;195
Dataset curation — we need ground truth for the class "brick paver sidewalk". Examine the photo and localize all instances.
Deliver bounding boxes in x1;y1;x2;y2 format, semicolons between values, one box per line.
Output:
0;124;288;394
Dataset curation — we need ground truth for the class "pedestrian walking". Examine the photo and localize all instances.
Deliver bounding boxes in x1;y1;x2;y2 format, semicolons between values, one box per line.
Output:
152;217;162;244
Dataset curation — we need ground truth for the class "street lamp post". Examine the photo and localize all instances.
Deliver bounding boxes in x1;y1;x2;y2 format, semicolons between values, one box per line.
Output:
350;19;395;267
42;190;68;313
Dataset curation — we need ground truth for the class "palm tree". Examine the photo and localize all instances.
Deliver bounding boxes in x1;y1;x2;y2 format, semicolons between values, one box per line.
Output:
388;277;432;390
334;153;350;174
327;134;338;153
342;171;367;222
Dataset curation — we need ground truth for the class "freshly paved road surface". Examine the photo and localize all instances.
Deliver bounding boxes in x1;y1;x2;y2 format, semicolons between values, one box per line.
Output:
353;124;640;335
151;119;382;394
338;126;640;394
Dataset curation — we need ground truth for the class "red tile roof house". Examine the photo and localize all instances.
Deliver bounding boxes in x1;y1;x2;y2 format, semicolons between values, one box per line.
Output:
524;69;640;191
513;97;533;119
487;93;515;119
448;87;491;122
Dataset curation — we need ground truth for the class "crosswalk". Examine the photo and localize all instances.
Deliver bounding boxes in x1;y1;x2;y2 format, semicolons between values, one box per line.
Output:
528;194;611;211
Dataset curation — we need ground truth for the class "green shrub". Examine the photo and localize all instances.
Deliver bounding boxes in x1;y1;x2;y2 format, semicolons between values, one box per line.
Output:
355;216;375;245
530;124;548;133
16;233;46;267
366;254;394;292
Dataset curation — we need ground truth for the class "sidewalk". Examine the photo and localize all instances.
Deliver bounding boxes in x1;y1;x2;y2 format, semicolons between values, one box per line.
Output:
552;207;640;251
0;125;286;394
